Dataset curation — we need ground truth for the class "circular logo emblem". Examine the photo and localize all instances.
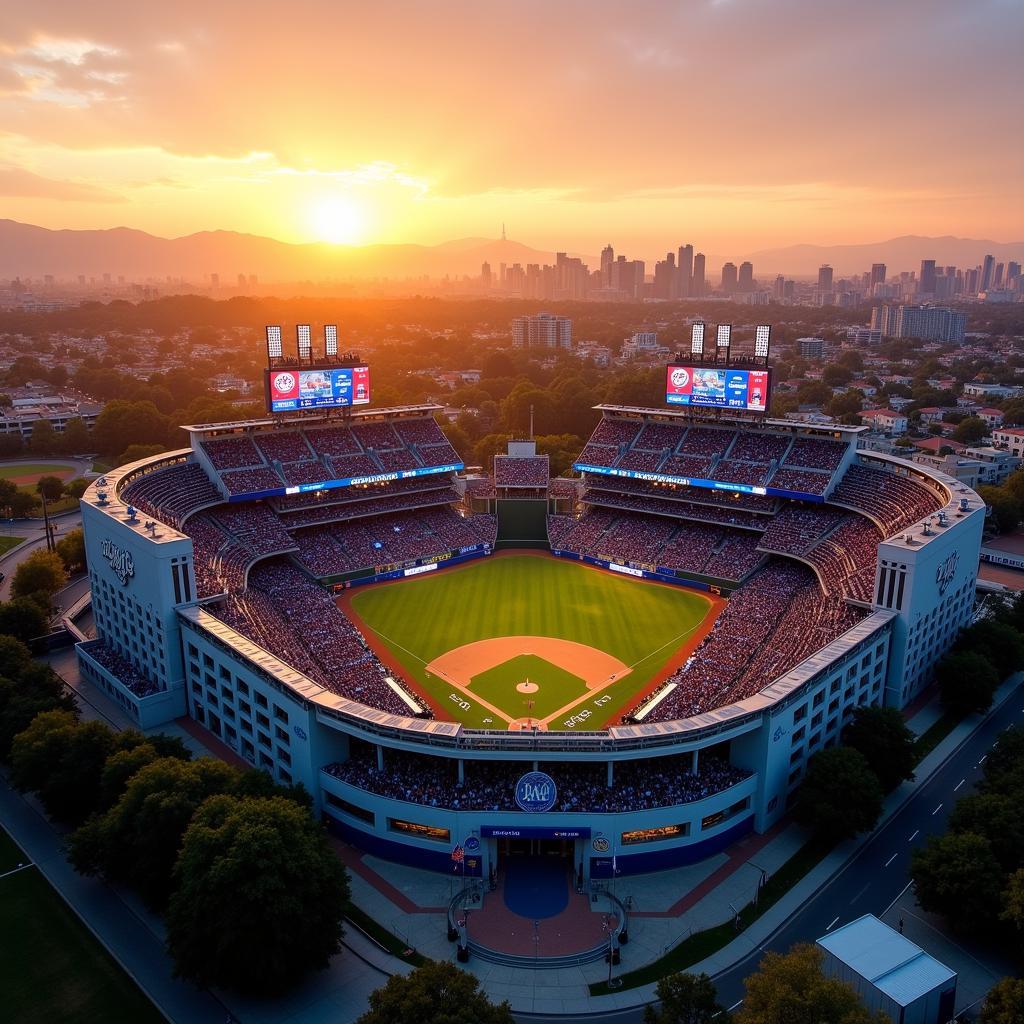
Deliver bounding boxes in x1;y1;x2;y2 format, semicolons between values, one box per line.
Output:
273;371;296;393
514;771;557;813
670;367;690;389
592;836;610;853
464;836;481;854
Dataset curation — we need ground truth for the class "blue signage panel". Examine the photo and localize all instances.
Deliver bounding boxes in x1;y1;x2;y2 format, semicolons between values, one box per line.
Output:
514;771;557;813
573;462;825;504
226;462;464;502
480;826;591;840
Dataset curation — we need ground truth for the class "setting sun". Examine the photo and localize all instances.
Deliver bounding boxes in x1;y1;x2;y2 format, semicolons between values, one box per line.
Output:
309;195;366;245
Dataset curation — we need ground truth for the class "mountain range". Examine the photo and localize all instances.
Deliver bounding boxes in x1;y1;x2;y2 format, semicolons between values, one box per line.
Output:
1;219;1021;283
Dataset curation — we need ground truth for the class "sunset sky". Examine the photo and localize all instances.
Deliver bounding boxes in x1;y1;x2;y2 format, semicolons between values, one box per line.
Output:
1;0;1021;259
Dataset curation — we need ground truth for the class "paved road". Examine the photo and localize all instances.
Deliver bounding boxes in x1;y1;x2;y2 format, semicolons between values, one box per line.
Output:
518;680;1024;1023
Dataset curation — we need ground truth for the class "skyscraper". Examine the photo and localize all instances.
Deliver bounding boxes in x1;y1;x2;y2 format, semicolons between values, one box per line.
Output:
919;260;936;295
721;262;738;293
870;263;887;288
677;244;693;298
817;264;833;293
738;261;754;292
600;244;614;288
692;253;706;296
653;252;676;299
980;254;996;292
481;261;492;289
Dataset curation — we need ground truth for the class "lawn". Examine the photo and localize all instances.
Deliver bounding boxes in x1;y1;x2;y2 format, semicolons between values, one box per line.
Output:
0;827;165;1023
0;534;23;556
349;554;715;730
0;461;77;481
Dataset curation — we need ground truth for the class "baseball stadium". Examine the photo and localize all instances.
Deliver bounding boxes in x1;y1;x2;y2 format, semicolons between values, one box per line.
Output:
75;323;985;963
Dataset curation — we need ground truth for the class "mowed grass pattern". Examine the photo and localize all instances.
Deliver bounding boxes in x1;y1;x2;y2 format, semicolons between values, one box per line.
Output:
350;555;713;730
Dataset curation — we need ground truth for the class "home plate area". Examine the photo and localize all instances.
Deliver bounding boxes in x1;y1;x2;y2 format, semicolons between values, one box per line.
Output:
424;637;630;731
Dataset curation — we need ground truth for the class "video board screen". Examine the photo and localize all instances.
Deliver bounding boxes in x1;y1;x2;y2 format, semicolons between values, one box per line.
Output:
266;366;371;413
666;365;770;413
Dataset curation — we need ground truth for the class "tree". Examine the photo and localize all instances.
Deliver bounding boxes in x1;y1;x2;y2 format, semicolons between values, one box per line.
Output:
0;597;50;642
644;971;727;1024
9;711;116;825
981;977;1024;1024
96;734;192;811
116;443;166;468
63;478;90;501
842;706;916;792
92;399;170;457
955;620;1024;680
953;416;986;443
357;960;514;1024
36;475;64;502
737;944;886;1024
910;832;1004;930
28;418;57;456
473;432;512;471
0;661;76;761
60;416;91;455
166;795;350;994
69;756;238;908
794;747;883;841
935;650;999;716
949;792;1024;871
56;527;86;573
11;548;68;604
978;485;1022;534
1000;867;1024;932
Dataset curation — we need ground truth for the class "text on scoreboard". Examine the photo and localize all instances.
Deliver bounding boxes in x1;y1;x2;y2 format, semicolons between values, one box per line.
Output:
266;366;371;412
666;365;769;412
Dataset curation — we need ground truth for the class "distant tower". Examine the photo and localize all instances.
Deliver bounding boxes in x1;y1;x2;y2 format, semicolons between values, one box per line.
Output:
501;223;506;242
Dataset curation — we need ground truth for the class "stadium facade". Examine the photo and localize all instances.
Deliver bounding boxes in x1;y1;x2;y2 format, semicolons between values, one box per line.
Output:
77;400;984;883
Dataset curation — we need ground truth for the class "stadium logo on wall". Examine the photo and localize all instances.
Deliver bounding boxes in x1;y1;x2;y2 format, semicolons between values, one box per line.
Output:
293;725;308;741
935;550;959;595
464;836;481;854
592;836;610;853
514;771;557;813
101;539;135;585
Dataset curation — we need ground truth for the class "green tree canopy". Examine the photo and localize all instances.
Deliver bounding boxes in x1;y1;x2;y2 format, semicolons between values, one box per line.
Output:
955;620;1024;680
60;416;91;455
36;475;64;502
935;650;1000;716
0;597;50;642
9;711;116;825
0;661;76;761
56;527;86;574
644;971;728;1024
952;416;986;443
948;792;1024;871
842;706;916;792
11;548;68;604
980;977;1024;1024
69;755;238;907
737;944;886;1024
1000;867;1024;933
910;832;1004;931
357;960;515;1024
116;443;166;468
794;747;883;841
166;795;350;994
28;418;57;456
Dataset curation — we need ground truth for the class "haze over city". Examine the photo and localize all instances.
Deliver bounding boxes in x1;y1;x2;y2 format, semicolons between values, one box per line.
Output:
1;0;1022;259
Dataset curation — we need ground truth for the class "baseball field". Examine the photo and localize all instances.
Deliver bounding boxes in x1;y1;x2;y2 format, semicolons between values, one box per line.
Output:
345;554;722;731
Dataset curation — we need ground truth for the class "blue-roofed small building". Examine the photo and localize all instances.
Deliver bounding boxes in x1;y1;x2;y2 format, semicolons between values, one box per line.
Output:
817;914;957;1024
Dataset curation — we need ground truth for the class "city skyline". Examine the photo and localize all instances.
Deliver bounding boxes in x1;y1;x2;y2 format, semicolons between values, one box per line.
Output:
1;1;1022;253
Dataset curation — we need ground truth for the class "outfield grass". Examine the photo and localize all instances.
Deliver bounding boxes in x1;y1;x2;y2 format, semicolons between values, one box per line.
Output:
0;827;164;1023
350;555;714;731
0;534;23;556
0;462;77;480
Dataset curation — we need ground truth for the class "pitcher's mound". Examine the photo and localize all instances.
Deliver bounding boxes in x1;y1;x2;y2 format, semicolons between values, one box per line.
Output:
516;681;539;693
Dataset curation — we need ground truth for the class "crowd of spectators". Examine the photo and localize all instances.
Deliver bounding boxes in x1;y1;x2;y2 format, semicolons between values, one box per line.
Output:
590;418;641;446
254;431;315;464
201;436;261;470
85;641;163;697
121;461;222;528
757;506;845;556
494;455;550;488
577;443;619;467
783;437;847;472
325;746;751;812
767;468;832;496
418;440;462;468
584;488;766;530
616;449;666;472
396;418;448;447
215;561;429;717
728;432;790;463
634;422;685;450
831;464;944;535
212;503;295;556
280;487;457;530
703;532;764;580
714;459;770;487
304;426;362;458
635;561;865;722
220;466;285;496
351;422;401;450
801;516;883;602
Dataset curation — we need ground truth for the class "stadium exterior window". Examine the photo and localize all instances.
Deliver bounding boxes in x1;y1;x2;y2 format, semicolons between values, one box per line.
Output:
325;792;375;826
239;699;251;716
275;726;289;743
793;705;807;723
813;691;824;708
811;711;823;729
388;819;450;843
256;712;270;729
242;739;255;759
273;705;288;723
279;770;292;785
237;680;250;696
621;823;690;845
788;767;802;785
255;693;268;709
259;753;273;769
791;726;805;743
219;666;230;681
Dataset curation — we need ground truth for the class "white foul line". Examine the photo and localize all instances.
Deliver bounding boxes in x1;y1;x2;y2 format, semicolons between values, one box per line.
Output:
885;853;898;867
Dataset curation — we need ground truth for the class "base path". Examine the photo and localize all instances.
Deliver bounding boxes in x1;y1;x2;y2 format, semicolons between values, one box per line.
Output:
426;635;630;690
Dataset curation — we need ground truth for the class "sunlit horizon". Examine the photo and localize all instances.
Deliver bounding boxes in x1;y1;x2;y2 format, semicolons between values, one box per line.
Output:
1;1;1022;259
